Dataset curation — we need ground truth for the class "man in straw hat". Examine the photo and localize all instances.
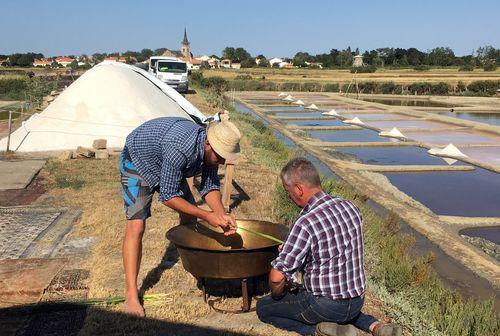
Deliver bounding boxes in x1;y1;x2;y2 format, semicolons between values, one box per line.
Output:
120;116;241;316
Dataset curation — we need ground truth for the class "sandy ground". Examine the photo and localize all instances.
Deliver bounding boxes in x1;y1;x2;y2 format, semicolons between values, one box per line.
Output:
13;91;397;335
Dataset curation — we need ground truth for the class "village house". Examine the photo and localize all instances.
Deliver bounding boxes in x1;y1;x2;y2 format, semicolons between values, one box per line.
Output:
33;58;53;67
55;56;75;67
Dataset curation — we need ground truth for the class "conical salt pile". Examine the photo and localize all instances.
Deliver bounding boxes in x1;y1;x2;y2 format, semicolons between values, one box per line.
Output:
0;62;209;152
321;109;340;117
379;127;406;139
294;99;305;105
305;104;319;110
278;92;287;97
428;143;467;158
283;95;294;102
343;117;364;125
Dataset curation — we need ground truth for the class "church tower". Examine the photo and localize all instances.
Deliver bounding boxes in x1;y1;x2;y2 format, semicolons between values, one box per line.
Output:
181;28;191;60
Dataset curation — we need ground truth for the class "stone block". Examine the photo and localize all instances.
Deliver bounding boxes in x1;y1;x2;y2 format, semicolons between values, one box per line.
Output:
95;149;109;160
92;139;107;150
58;150;73;160
76;146;94;158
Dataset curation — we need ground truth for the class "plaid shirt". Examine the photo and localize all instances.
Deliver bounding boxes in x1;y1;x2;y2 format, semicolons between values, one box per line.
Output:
271;190;366;300
125;117;219;202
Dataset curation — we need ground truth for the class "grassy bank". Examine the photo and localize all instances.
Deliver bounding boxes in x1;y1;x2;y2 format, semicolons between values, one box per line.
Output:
221;94;499;335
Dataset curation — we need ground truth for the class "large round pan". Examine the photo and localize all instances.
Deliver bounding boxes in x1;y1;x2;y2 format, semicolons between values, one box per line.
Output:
167;219;289;279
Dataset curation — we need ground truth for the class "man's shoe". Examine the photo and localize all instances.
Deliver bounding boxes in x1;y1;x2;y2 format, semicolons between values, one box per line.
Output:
315;322;357;336
372;323;402;336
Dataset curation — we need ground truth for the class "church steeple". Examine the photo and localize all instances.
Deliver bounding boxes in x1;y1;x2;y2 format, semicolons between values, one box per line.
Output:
181;28;191;59
182;28;189;45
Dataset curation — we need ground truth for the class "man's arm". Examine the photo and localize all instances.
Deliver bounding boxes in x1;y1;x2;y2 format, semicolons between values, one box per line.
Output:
269;267;287;299
163;196;235;235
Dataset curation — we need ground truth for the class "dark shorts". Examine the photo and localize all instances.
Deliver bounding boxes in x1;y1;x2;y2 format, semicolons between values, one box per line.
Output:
119;147;195;221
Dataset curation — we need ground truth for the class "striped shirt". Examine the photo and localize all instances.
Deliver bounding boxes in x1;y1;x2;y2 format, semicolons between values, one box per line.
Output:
271;190;366;300
125;117;219;202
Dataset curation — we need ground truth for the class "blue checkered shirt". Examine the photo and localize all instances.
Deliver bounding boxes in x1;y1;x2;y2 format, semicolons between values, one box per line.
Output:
125;117;220;202
271;190;366;300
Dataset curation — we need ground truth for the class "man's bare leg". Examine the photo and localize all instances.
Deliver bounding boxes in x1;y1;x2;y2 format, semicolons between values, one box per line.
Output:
123;219;146;317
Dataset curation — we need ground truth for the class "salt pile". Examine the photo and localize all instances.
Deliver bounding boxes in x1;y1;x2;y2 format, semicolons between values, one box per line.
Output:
343;117;365;125
305;104;319;110
294;99;305;105
322;109;340;117
428;144;468;158
0;62;209;152
379;127;406;139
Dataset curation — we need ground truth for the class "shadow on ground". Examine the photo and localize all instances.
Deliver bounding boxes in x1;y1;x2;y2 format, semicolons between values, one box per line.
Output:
1;302;255;336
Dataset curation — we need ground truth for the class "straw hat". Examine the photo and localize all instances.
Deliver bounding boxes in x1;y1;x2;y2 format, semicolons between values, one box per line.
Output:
206;119;242;162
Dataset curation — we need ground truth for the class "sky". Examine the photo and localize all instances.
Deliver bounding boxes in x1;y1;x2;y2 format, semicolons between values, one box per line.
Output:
1;0;499;58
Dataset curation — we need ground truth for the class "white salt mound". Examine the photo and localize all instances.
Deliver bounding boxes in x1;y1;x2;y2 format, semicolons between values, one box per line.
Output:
379;127;406;139
428;143;467;158
294;99;305;105
278;92;287;97
305;104;319;110
322;109;339;117
343;117;364;125
0;62;209;152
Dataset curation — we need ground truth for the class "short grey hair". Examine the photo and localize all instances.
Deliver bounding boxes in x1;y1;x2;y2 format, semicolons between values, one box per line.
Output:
280;157;320;187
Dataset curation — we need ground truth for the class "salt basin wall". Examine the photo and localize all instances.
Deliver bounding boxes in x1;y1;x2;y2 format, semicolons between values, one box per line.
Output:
0;63;203;152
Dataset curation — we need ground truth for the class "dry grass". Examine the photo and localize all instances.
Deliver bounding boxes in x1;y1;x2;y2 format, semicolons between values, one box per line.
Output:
31;91;395;335
204;67;500;85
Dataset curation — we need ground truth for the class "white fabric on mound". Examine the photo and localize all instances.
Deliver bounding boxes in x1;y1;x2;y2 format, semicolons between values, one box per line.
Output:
0;62;210;152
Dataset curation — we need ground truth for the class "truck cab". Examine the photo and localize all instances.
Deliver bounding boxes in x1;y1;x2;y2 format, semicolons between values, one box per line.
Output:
149;56;189;93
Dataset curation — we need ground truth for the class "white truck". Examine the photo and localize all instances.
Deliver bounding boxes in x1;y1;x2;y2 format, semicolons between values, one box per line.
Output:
148;56;189;93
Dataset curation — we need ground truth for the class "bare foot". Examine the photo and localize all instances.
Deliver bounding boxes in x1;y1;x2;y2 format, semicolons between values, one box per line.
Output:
124;298;145;317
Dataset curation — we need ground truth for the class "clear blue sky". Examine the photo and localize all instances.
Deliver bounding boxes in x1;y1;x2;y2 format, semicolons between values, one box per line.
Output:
1;0;498;57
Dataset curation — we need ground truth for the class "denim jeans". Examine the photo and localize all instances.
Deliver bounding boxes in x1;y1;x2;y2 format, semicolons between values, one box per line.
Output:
256;289;378;336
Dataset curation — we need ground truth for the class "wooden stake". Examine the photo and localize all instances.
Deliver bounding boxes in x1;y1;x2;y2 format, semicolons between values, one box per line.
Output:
6;111;12;152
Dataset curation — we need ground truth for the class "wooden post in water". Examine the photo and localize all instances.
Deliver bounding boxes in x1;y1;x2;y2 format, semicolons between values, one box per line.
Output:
6;111;12;152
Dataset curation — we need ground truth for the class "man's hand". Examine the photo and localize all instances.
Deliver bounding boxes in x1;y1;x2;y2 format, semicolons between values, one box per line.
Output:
205;211;237;236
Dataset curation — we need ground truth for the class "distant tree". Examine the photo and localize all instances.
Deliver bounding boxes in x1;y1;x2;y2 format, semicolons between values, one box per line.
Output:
240;58;256;68
483;59;497;71
154;48;167;56
69;60;79;69
51;61;59;68
200;61;210;69
222;47;236;60
292;52;312;67
427;47;455;66
140;48;153;62
92;53;106;63
258;58;270;67
17;54;34;67
234;48;251;62
209;54;220;60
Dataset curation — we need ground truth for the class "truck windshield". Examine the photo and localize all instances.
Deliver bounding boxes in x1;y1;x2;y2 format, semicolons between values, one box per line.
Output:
157;61;187;73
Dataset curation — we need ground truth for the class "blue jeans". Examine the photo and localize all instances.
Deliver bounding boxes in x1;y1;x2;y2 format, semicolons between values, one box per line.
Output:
256;289;378;336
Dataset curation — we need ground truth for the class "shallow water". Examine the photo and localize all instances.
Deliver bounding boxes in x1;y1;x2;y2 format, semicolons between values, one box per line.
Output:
459;146;500;166
274;111;325;118
403;130;500;145
385;168;500;217
340;113;419;121
360;98;463;108
328;146;449;165
264;105;306;111
438;111;500;126
309;129;393;142
287;119;346;127
459;226;500;245
365;120;449;130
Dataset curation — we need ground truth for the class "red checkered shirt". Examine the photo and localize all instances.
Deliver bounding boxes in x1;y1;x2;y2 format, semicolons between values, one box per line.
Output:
271;190;366;299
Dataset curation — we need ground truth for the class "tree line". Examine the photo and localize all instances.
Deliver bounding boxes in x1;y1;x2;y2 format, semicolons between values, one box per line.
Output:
1;45;498;70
